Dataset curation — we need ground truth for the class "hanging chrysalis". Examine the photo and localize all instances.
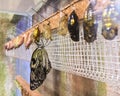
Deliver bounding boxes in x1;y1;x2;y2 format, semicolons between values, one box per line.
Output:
24;31;33;49
42;23;52;40
102;0;118;40
14;35;24;48
32;27;40;44
58;13;68;36
83;3;98;43
30;47;51;90
68;10;79;42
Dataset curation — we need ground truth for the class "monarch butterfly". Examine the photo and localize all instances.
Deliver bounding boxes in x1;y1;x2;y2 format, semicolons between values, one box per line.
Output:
30;47;51;90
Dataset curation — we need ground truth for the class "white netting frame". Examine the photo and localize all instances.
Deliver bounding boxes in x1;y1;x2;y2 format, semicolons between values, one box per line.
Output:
45;22;120;85
5;22;120;95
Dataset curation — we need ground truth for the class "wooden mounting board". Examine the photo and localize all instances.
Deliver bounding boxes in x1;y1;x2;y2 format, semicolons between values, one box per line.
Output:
5;0;89;49
26;0;89;33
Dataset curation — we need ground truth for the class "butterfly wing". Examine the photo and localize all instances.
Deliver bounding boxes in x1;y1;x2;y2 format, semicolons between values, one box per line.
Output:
30;48;46;90
42;48;52;74
30;48;52;90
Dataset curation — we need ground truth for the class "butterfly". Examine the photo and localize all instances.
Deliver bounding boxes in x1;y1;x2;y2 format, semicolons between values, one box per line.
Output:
30;47;51;90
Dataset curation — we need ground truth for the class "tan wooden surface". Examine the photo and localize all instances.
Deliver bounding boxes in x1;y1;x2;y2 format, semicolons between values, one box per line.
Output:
23;0;89;34
5;0;89;49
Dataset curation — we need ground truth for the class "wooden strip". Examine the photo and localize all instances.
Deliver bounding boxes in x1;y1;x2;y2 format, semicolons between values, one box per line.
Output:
5;0;89;50
25;0;89;33
16;75;42;96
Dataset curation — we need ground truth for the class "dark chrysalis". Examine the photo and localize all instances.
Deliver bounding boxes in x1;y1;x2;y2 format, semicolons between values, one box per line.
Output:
102;1;118;40
83;3;98;43
30;47;51;90
68;10;79;42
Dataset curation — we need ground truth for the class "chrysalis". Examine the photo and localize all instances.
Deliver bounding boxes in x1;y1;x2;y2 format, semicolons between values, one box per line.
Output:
83;3;98;43
30;47;51;90
14;35;24;48
32;27;40;44
24;31;33;49
68;10;79;42
42;23;52;40
58;14;68;36
102;1;118;40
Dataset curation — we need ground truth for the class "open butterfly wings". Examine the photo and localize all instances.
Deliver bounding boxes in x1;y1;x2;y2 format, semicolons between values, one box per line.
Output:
30;48;51;90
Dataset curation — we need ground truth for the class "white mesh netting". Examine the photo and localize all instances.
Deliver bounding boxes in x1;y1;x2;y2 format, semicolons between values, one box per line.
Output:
47;23;120;83
6;22;120;95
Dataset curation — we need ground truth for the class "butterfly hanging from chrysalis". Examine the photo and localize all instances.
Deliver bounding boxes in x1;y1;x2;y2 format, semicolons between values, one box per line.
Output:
83;2;98;43
30;26;52;90
68;10;79;42
30;47;51;90
102;0;118;40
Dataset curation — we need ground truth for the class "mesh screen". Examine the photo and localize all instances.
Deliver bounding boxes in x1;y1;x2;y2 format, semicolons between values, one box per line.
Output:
46;23;120;84
6;22;120;95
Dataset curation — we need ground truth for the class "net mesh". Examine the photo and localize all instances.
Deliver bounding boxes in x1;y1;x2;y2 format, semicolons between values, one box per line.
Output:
5;22;120;96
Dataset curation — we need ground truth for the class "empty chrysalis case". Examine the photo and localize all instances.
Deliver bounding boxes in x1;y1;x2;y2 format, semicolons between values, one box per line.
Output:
102;1;118;40
14;35;24;48
58;14;68;36
42;23;52;40
83;3;98;43
68;10;79;42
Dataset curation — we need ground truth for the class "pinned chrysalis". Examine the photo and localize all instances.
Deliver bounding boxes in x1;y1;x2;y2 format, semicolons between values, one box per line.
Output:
42;23;52;40
68;10;79;42
32;27;40;43
14;35;24;48
102;1;118;40
58;14;68;36
83;3;98;43
30;47;51;90
24;31;33;49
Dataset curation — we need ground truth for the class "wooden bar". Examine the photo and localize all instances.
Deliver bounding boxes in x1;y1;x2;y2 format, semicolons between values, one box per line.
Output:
25;0;89;33
16;75;42;96
5;0;89;50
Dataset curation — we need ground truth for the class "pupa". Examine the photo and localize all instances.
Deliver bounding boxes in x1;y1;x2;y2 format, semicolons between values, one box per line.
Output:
68;10;79;42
